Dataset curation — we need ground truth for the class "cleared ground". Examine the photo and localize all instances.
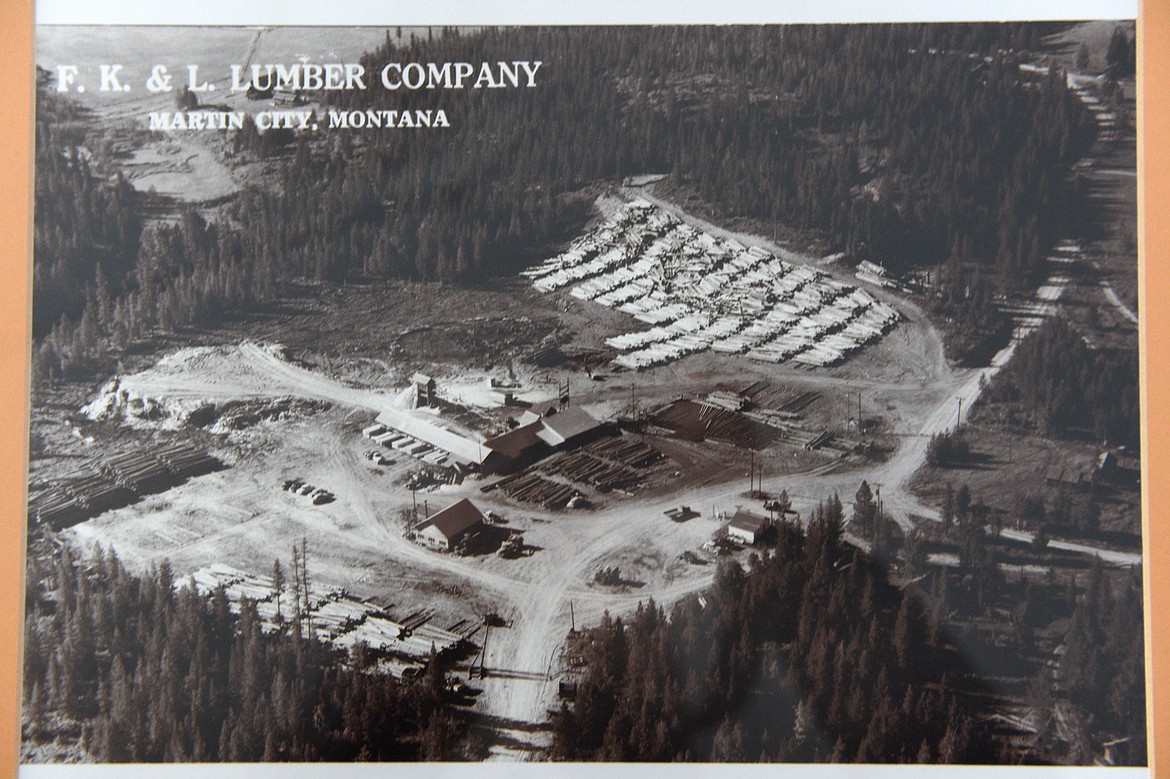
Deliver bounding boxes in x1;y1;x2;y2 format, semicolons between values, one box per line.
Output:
31;185;1138;758
48;263;977;753
26;22;1142;762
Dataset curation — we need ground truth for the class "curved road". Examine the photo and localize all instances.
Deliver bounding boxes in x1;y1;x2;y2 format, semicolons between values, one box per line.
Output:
223;322;1137;736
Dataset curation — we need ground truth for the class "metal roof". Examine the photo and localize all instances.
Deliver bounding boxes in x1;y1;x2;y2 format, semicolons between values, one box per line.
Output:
535;407;602;446
484;422;548;460
416;498;485;540
375;409;488;466
729;509;768;533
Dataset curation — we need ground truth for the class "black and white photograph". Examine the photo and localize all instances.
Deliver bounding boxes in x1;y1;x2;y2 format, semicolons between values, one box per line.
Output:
21;13;1144;767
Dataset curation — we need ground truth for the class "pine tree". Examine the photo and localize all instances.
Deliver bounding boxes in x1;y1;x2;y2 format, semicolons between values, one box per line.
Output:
272;559;286;627
853;481;875;538
1106;27;1135;78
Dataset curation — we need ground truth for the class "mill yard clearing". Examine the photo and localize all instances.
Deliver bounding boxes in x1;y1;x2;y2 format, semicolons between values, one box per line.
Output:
32;188;1128;756
49;327;976;740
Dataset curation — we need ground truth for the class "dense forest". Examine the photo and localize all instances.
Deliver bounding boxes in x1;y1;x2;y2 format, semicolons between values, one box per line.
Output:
551;486;1146;764
34;23;1096;379
942;484;1146;765
21;546;471;761
316;25;1091;283
979;317;1139;446
1056;559;1145;760
550;498;1000;762
33;89;279;381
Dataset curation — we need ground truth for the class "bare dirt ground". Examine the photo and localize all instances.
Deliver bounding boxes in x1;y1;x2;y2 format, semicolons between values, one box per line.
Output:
59;325;1079;750
28;22;1143;762
35;189;1139;758
49;283;971;757
122;141;240;203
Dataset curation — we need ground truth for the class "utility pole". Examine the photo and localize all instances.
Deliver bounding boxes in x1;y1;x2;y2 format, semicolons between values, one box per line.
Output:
301;536;313;641
480;624;490;679
858;391;863;434
570;600;576;633
956;398;962;433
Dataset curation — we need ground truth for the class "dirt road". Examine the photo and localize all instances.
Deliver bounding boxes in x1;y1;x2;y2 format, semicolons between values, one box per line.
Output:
74;323;1135;748
72;215;1119;746
999;529;1142;567
212;275;1086;735
1102;283;1139;325
220;345;930;732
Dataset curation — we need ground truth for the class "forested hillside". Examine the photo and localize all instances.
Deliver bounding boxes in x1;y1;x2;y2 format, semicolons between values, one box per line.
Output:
979;317;1139;445
22;546;470;761
550;491;1145;764
34;24;1094;379
315;25;1091;284
551;499;1000;762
